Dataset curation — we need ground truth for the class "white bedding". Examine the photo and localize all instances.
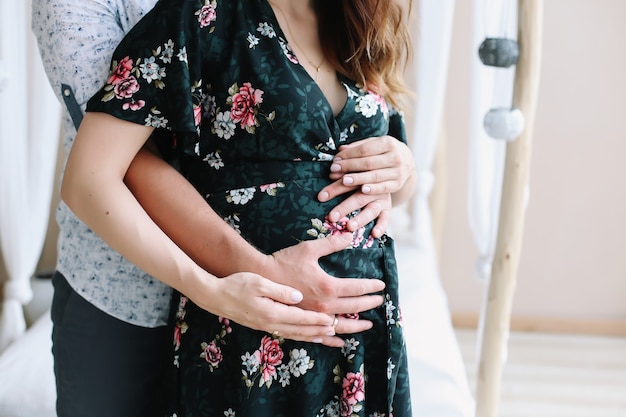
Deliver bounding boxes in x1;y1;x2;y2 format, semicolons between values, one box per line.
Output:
0;309;56;417
0;241;474;417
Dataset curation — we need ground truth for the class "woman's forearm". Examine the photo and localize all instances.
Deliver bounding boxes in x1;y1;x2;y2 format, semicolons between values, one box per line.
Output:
61;114;217;298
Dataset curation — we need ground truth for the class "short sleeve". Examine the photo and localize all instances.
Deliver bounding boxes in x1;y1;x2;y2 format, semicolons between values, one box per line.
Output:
388;106;408;145
31;0;147;107
86;0;223;135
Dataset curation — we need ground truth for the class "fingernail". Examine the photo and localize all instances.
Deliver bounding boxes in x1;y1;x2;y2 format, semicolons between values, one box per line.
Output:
318;191;329;202
333;156;342;161
343;176;354;185
329;210;340;221
291;291;303;303
326;331;336;336
312;338;323;343
348;220;358;230
362;185;371;193
330;163;341;172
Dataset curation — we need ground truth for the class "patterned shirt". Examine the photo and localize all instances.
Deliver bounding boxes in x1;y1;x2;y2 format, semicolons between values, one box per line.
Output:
32;0;171;327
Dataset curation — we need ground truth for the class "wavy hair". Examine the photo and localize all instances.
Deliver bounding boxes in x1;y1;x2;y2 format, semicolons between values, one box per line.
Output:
316;0;413;109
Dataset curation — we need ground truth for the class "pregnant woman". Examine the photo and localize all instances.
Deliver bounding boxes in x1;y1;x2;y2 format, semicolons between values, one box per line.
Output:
61;0;415;416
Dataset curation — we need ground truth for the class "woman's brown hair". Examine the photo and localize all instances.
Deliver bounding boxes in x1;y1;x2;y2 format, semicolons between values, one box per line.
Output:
316;0;413;109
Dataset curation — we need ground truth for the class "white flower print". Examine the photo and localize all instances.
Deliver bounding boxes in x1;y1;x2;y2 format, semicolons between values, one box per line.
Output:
212;111;236;139
339;128;349;142
384;296;397;326
223;214;241;234
355;94;379;118
278;364;291;387
226;187;256;205
317;400;340;417
145;113;168;128
288;348;314;377
203;94;217;118
247;32;260;48
314;136;336;161
203;150;225;170
139;56;166;84
159;39;175;63
387;357;396;380
224;409;236;417
341;337;360;362
277;38;299;64
241;352;260;374
177;46;188;64
257;22;276;38
325;137;336;151
317;152;333;161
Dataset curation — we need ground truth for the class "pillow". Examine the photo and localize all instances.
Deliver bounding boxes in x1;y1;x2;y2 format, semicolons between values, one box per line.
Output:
0;311;56;417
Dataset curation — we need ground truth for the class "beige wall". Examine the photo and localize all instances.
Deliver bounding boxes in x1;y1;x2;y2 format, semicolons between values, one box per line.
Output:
439;0;626;329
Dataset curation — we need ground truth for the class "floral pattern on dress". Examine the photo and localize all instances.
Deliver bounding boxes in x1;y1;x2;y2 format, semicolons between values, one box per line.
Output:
87;0;412;416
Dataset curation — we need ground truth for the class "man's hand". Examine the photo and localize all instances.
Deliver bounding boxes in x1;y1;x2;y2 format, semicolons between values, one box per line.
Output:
262;233;386;341
194;272;345;347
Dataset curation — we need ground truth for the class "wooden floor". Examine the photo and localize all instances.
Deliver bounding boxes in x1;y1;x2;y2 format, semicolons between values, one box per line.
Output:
455;329;626;417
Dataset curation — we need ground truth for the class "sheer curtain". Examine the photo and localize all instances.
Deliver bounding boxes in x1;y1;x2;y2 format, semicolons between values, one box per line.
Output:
469;0;518;284
397;1;475;415
469;0;518;362
0;0;61;351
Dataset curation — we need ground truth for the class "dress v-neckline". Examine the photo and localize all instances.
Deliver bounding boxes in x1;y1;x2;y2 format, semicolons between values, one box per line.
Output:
262;0;350;120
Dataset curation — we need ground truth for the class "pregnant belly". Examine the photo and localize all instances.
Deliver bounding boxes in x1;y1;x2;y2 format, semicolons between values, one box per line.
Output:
206;176;376;252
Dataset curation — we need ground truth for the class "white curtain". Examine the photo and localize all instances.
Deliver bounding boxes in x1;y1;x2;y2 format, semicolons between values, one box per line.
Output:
469;0;518;283
469;0;518;364
399;1;475;415
409;0;457;251
0;0;61;351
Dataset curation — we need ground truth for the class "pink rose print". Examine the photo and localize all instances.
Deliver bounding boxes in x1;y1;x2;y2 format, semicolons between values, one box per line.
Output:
122;100;146;111
230;82;264;129
173;324;183;351
107;56;134;85
339;396;354;417
197;4;217;28
202;341;223;367
259;183;278;193
113;76;140;99
342;371;365;405
254;335;284;383
193;104;203;126
341;312;359;320
219;316;232;334
323;216;350;235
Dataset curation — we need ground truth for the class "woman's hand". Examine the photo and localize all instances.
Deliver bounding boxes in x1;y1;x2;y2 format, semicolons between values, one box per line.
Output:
193;271;347;347
317;135;416;236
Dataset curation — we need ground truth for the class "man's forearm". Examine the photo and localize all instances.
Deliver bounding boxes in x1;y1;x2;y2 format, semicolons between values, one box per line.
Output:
125;147;272;278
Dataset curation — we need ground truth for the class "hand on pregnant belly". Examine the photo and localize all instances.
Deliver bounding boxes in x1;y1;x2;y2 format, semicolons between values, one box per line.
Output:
262;233;386;340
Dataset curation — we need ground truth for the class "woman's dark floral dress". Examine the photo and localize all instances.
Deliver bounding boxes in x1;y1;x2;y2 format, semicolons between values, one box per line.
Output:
87;0;412;416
